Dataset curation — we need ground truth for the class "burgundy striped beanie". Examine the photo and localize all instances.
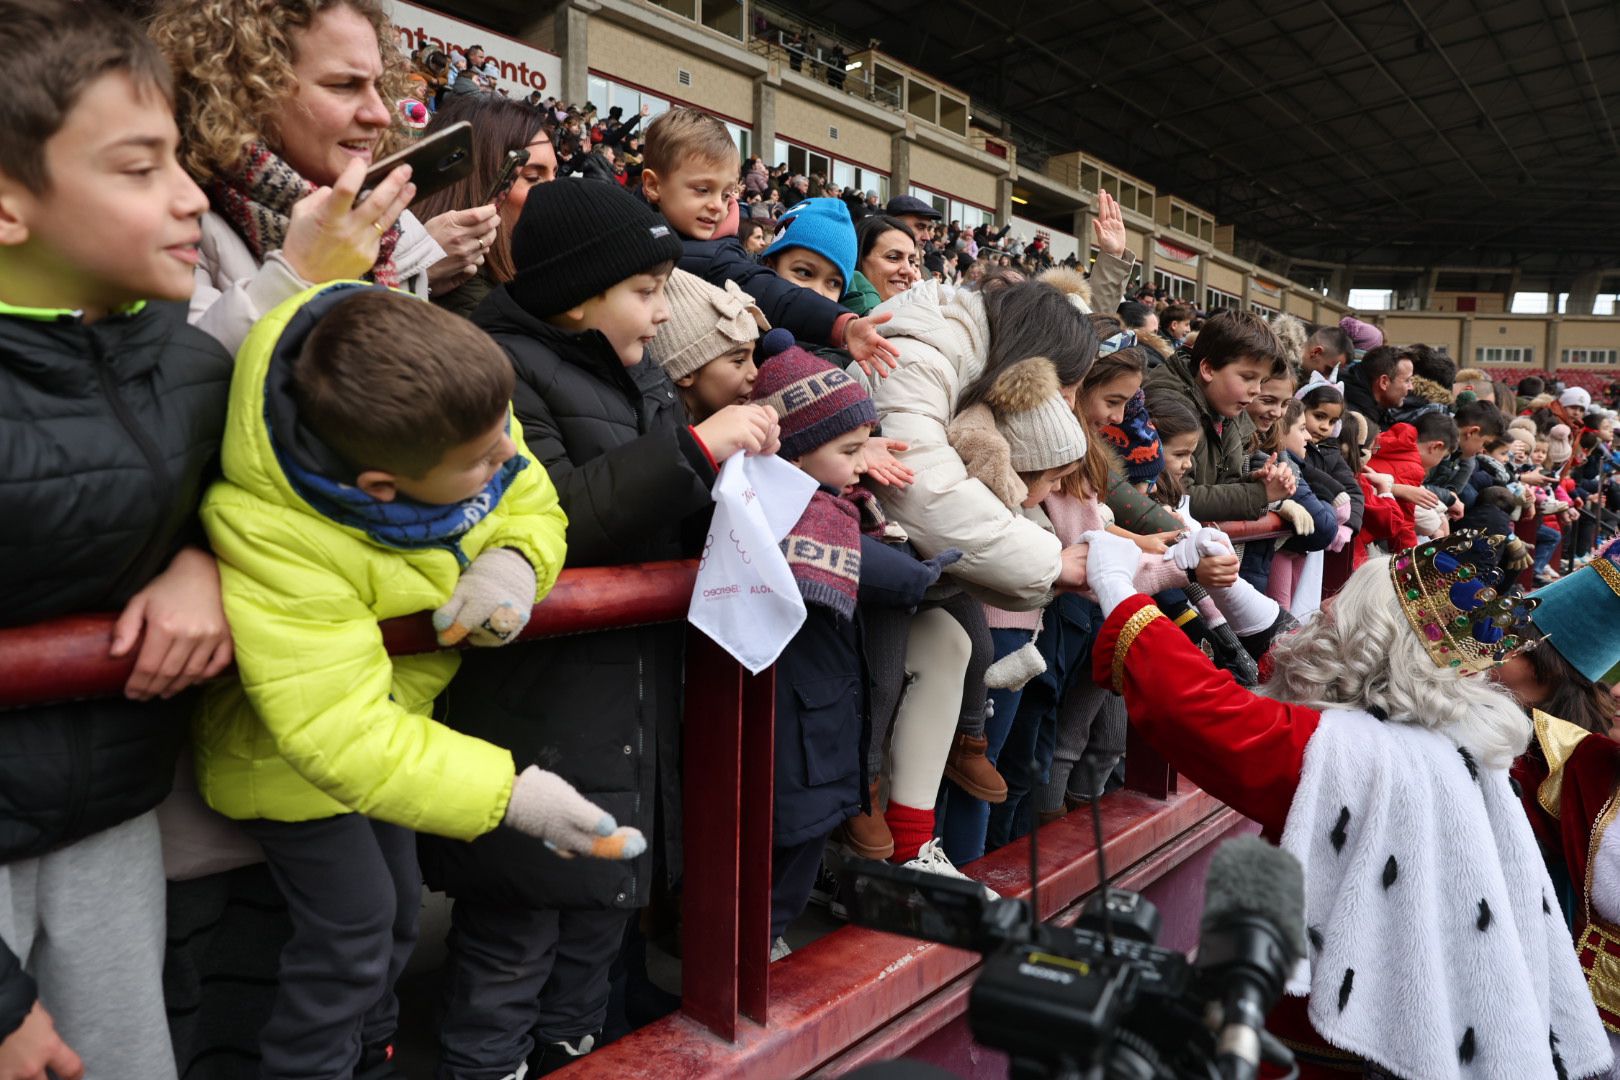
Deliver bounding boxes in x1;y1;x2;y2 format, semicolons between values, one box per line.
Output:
750;346;877;460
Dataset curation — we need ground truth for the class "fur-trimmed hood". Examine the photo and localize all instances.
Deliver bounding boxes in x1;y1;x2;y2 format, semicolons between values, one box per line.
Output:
1270;312;1308;368
1038;266;1093;313
1136;329;1175;362
1409;375;1454;405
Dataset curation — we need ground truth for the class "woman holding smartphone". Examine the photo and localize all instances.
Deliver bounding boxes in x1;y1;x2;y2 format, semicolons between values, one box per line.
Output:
413;93;559;320
151;0;499;353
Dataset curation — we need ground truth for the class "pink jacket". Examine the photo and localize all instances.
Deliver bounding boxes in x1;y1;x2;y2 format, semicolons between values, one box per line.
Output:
983;491;1188;630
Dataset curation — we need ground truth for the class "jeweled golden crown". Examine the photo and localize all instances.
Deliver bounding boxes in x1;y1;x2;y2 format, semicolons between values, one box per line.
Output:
1389;531;1540;677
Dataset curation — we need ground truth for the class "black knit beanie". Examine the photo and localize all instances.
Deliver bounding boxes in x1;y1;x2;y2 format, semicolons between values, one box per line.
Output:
508;178;685;318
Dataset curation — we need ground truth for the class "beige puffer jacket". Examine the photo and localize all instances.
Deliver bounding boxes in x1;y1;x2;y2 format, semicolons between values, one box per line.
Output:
861;284;1061;611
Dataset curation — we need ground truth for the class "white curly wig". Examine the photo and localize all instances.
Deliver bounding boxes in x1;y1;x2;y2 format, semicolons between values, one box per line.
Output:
1261;555;1531;768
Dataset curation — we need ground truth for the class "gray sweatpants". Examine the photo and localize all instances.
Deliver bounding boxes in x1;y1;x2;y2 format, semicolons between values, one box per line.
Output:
1037;683;1127;811
0;810;175;1079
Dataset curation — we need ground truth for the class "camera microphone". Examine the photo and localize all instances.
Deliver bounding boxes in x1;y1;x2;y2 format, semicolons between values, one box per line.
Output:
1195;837;1306;1080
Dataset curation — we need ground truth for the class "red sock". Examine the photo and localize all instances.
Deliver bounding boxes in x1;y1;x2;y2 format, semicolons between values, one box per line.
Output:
885;801;935;863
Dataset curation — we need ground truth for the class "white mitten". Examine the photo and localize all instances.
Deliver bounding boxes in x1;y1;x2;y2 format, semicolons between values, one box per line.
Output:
1275;499;1315;536
985;640;1046;691
504;766;647;860
433;548;536;647
1332;491;1351;508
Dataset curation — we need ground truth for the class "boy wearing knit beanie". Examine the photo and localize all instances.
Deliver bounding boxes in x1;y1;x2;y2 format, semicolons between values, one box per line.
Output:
427;178;786;1077
762;198;858;303
640;107;900;378
749;347;963;956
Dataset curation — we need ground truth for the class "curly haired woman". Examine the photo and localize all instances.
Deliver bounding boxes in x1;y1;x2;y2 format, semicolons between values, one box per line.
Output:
149;0;498;353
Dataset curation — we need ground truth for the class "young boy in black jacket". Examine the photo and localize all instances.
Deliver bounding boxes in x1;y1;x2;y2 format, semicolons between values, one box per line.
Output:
423;178;783;1079
0;3;233;1075
638;108;900;378
748;347;957;959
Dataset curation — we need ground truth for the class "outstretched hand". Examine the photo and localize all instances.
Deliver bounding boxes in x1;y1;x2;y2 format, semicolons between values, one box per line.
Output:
1092;190;1128;260
861;437;915;488
844;312;901;378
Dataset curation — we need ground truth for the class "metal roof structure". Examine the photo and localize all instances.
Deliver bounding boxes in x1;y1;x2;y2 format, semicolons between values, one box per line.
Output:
804;0;1620;274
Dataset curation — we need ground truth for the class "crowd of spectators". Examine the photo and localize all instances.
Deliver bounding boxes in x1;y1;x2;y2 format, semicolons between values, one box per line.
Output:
3;4;1619;1080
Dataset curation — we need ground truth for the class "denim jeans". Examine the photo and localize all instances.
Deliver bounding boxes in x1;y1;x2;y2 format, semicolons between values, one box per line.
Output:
1533;523;1559;574
988;596;1098;851
938;627;1032;866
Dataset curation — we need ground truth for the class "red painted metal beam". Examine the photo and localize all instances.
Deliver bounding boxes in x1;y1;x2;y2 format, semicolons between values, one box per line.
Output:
0;560;698;710
575;787;1234;1079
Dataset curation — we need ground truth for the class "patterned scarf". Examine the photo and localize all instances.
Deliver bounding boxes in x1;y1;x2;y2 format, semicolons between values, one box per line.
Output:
780;490;862;620
273;419;527;560
209;141;402;288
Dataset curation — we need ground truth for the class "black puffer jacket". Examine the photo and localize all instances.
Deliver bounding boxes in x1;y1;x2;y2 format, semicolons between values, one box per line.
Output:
419;285;716;910
0;301;230;1035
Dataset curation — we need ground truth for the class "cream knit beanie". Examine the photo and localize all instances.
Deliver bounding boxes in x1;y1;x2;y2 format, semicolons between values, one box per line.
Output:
649;269;766;381
985;357;1087;473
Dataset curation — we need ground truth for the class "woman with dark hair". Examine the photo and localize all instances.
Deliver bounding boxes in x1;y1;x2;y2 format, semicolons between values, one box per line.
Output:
736;216;770;255
839;268;1121;883
413;93;557;318
846;214;918;313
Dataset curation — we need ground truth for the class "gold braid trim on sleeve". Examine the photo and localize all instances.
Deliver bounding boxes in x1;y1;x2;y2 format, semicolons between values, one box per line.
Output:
1112;606;1166;693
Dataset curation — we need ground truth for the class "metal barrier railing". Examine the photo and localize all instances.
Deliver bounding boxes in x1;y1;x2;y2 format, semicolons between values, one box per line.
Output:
0;515;1307;1047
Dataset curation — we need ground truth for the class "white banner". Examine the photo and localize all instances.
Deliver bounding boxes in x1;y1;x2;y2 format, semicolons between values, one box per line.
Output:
387;1;561;96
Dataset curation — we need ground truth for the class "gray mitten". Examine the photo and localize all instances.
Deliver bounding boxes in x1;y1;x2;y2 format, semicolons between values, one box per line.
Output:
433;548;536;647
503;766;647;860
985;639;1046;692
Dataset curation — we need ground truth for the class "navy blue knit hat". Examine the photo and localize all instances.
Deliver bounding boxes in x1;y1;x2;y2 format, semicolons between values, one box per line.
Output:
1099;389;1163;487
763;198;856;292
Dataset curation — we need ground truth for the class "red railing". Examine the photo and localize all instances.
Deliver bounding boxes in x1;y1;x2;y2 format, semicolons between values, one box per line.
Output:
0;529;1306;1074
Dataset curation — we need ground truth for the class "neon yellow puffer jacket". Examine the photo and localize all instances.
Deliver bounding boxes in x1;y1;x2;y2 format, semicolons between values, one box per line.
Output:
193;283;568;839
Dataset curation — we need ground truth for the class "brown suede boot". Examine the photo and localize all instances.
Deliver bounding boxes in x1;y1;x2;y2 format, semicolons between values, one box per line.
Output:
944;733;1008;803
1036;806;1067;827
837;780;894;860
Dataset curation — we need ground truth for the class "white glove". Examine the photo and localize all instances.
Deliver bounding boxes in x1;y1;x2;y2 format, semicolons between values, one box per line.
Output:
1166;526;1235;571
1080;530;1143;617
1275;499;1315;536
504;766;647;860
1413;502;1446;538
1207;575;1281;636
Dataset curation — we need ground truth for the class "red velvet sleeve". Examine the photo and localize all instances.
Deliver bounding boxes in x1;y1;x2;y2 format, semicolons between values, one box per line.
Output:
1092;594;1321;834
1356;482;1416;550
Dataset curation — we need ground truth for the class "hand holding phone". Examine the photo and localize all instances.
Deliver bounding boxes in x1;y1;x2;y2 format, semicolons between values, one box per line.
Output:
482;148;531;206
360;121;474;206
281;156;416;286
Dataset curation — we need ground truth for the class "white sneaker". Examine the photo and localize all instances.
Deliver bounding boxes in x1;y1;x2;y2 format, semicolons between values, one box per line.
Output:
770;936;793;962
901;838;999;901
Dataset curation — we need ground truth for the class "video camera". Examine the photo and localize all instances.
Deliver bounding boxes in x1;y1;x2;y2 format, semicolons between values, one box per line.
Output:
847;826;1306;1080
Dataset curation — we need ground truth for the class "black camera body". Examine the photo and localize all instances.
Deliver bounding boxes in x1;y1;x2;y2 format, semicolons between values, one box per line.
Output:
849;835;1304;1080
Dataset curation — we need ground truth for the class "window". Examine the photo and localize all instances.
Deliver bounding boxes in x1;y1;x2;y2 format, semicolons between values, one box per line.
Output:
1563;348;1620;365
1205;287;1240;311
1595;294;1619;316
1510;292;1557;314
1153;269;1196;302
1476;347;1532;365
910;186;991;231
587;75;669;129
1348;288;1394;310
1249;301;1278;317
772;138;887;201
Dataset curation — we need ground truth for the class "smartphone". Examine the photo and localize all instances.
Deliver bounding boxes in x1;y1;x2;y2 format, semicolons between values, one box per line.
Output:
359;121;473;205
481;147;531;205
